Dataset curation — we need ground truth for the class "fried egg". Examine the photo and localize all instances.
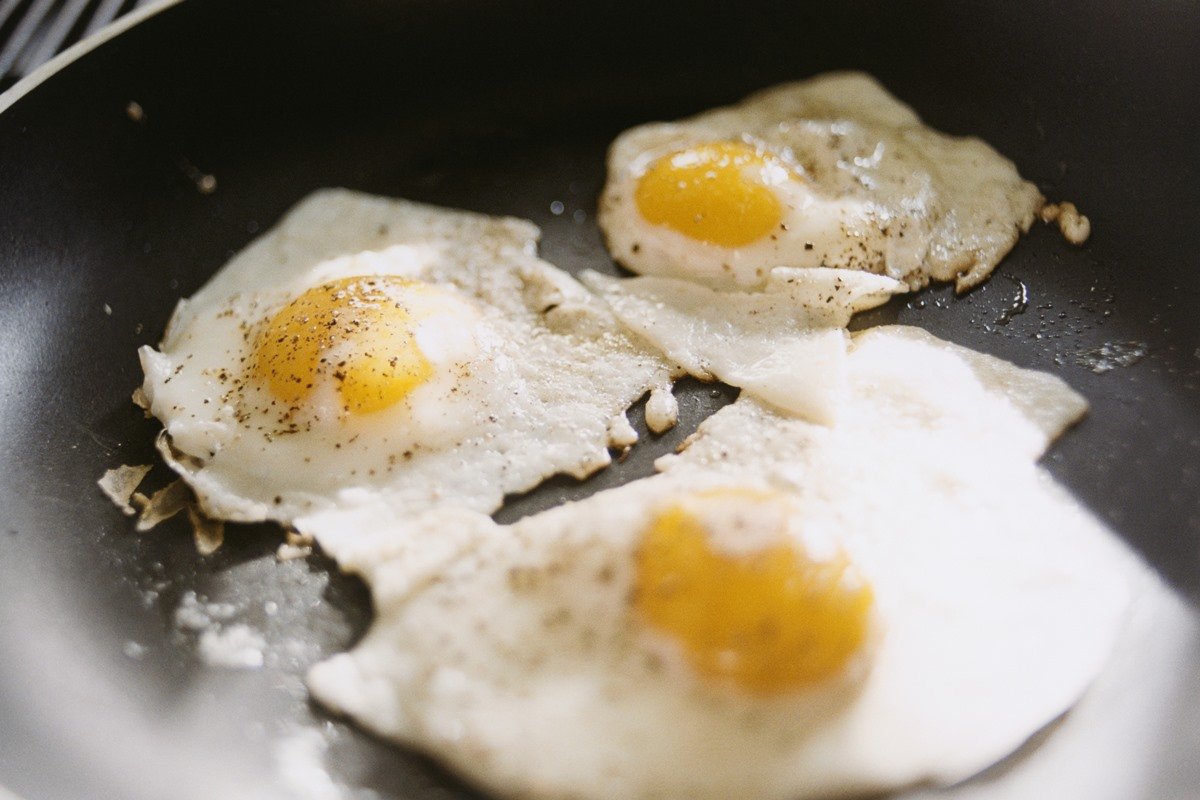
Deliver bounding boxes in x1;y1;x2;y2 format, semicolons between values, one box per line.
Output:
138;189;677;530
582;267;906;423
305;326;1125;800
599;72;1043;291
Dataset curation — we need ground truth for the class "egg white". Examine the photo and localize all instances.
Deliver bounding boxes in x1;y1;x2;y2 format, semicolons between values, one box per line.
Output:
599;72;1044;291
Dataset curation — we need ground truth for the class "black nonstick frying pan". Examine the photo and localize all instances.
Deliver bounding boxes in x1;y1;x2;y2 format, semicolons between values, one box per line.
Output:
2;1;1199;798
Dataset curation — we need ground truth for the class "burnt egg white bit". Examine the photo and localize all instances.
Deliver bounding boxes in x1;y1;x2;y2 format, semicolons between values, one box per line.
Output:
599;71;1044;292
137;189;679;532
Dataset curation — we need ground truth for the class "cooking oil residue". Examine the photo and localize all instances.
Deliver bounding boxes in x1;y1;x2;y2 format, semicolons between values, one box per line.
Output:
1060;341;1149;374
994;277;1029;325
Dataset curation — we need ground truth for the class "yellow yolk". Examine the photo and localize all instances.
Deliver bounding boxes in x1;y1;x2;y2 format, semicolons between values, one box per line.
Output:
634;488;874;694
253;276;434;415
634;141;787;248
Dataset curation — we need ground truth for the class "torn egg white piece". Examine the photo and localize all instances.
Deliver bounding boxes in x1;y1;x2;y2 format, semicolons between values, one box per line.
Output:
581;267;905;423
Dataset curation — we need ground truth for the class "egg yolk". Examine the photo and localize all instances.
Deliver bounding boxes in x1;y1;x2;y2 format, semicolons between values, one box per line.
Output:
634;141;787;248
634;488;874;694
253;276;434;415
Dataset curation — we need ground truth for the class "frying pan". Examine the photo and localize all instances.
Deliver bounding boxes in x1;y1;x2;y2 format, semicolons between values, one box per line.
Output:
1;1;1198;798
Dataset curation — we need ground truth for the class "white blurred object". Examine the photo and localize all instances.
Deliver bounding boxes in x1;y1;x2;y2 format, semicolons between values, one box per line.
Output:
0;0;157;84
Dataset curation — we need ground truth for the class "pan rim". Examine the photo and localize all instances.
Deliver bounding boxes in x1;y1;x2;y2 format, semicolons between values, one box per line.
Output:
0;0;181;116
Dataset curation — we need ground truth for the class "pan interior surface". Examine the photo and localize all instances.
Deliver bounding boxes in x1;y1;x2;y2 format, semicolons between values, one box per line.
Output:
0;1;1198;799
